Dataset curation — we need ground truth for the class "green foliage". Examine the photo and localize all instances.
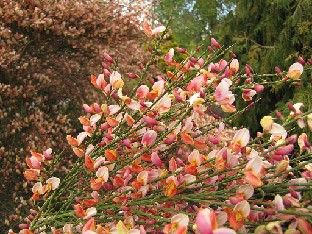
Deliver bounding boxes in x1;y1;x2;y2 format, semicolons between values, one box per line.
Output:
154;34;184;73
154;0;311;134
273;84;312;141
153;0;235;49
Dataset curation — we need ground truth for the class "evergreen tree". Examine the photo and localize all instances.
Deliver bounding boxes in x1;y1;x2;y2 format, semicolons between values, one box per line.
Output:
154;0;312;133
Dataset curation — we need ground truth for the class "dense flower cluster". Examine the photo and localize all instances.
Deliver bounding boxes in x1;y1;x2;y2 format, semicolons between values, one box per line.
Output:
8;23;312;234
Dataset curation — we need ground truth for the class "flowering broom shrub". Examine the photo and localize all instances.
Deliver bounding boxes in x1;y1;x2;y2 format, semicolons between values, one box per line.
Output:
0;0;154;230
10;22;312;234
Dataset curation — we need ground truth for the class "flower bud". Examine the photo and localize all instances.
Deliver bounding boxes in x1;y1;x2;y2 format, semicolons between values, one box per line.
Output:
288;103;296;112
230;51;236;58
275;160;289;174
207;46;214;52
190;57;198;63
19;223;30;229
104;68;111;77
254;85;264;93
275;111;283;119
275;66;282;76
103;53;114;63
102;62;109;69
211;38;221;49
298;56;306;65
176;47;187;53
125;73;138;79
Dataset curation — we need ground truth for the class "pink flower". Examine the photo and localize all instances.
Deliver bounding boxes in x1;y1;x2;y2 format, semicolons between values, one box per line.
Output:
143;21;166;37
151;26;166;35
273;194;285;211
31;182;43;200
214;79;235;112
298;133;311;152
253;84;264;93
269;123;287;140
244;156;264;187
274;144;294;155
187;75;206;92
242;89;256;101
83;207;97;220
211;38;222;49
230;128;250;153
163;213;189;234
151;151;164;167
45;177;60;191
229;200;250;230
141;130;157;146
195;208;236;234
26;155;42;170
136;85;149;99
164;48;174;64
103;53;114;63
153;93;172;114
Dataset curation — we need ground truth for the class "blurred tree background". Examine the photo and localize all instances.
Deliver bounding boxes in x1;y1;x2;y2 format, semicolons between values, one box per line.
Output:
153;0;312;133
0;0;152;231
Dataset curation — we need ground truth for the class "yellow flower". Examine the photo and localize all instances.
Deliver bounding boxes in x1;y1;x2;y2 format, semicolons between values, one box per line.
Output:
260;116;273;131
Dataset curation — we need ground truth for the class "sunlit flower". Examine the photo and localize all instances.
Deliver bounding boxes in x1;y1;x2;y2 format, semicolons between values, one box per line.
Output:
242;89;256;101
298;133;311;152
31;182;43;200
269;123;287;140
110;71;124;89
164;48;174;64
230;59;239;74
230;128;250;153
142;130;157;147
195;208;236;234
143;21;166;37
24;169;40;181
164;176;179;197
147;80;165;100
229;200;250;230
153;93;172;114
163;213;189;234
287;62;303;80
44;177;61;193
211;38;222;49
244;156;264;187
260;116;274;131
136;85;149;99
105;149;118;162
111;220;140;234
190;93;205;106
